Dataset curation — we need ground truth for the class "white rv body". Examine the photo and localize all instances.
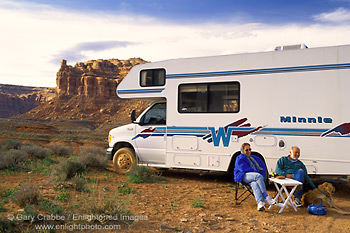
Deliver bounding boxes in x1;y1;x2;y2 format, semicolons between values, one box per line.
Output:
107;44;350;175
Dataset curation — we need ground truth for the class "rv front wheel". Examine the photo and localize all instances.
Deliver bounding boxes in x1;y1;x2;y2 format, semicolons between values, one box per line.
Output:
113;148;136;174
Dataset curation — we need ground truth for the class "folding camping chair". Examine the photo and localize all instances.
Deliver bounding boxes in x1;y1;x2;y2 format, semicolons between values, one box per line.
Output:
235;182;254;205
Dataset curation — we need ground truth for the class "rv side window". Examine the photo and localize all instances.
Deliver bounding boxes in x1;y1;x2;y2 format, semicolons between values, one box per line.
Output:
178;82;240;113
140;69;166;87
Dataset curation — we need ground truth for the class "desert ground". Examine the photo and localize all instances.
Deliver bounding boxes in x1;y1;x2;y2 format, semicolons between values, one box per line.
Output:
1;119;350;233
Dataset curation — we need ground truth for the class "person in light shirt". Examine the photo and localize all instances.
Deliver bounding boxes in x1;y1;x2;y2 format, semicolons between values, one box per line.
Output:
275;146;316;207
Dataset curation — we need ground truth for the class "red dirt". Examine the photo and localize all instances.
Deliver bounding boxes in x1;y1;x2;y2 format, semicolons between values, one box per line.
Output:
1;165;350;233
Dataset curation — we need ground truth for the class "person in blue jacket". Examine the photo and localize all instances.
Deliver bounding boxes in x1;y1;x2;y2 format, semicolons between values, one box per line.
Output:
234;143;274;211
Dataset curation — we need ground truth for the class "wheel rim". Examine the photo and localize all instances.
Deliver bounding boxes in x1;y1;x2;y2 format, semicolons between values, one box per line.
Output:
117;153;133;172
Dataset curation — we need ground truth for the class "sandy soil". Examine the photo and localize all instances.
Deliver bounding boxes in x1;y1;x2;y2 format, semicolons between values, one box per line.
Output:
1;165;350;233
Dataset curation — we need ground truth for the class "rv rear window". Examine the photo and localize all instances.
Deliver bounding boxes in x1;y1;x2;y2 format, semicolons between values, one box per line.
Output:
178;82;240;113
140;69;166;87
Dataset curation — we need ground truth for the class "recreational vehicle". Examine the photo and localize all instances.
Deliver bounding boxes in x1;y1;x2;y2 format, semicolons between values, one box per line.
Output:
106;44;350;177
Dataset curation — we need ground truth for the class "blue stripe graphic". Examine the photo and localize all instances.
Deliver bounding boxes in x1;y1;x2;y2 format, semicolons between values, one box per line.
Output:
165;126;349;137
117;88;165;94
258;128;327;133
135;126;350;139
166;63;350;79
118;63;350;94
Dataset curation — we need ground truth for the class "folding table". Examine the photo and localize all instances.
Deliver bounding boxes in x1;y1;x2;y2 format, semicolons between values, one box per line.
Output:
268;177;303;213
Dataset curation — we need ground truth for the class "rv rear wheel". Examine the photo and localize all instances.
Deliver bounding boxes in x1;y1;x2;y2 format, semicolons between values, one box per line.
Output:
113;148;136;174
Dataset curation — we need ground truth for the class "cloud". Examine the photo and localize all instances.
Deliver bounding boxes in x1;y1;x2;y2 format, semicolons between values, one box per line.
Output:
51;41;135;64
74;41;133;51
1;1;350;87
313;7;350;23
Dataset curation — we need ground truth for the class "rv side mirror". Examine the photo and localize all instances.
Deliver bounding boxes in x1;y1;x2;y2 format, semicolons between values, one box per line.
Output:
131;110;136;123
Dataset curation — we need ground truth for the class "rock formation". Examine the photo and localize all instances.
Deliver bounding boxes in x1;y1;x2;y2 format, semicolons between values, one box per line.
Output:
56;58;146;98
16;58;150;123
0;84;55;118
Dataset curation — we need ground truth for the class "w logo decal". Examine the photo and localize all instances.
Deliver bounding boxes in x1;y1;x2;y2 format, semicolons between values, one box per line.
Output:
208;127;234;147
203;118;263;147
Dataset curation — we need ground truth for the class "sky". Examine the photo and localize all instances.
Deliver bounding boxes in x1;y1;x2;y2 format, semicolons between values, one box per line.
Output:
1;0;350;87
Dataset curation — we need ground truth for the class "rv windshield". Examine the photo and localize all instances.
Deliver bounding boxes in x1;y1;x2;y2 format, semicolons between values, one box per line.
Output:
140;103;166;125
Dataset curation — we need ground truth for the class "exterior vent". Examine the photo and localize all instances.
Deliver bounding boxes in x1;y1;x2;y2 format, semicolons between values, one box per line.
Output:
275;44;308;51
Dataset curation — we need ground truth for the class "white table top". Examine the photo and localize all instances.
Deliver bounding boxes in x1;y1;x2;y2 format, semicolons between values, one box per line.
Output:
269;177;303;186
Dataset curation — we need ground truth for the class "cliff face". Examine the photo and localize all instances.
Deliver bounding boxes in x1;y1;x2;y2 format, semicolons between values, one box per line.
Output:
56;58;145;98
0;85;55;118
17;58;150;122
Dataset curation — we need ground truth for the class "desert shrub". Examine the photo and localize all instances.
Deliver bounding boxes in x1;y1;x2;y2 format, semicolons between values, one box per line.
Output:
48;144;73;157
126;165;165;184
13;183;41;208
56;188;69;202
22;144;51;159
71;174;87;192
79;189;131;219
54;160;86;181
0;217;13;233
0;149;28;170
40;199;63;215
0;200;6;212
78;146;108;170
23;204;38;222
5;139;22;150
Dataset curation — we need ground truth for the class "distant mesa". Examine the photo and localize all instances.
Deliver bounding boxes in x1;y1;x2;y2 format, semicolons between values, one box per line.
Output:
0;84;55;118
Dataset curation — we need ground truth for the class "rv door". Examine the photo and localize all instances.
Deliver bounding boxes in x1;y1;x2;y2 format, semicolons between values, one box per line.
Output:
134;102;166;164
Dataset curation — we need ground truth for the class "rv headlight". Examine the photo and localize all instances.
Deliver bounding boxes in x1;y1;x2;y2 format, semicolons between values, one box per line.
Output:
108;134;112;143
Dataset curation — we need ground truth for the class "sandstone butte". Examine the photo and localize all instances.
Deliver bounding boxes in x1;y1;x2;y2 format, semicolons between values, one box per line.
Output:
13;58;151;123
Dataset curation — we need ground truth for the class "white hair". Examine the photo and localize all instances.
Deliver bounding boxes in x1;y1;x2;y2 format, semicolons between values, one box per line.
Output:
290;146;300;151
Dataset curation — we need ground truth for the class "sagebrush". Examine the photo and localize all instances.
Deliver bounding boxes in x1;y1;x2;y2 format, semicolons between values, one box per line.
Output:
0;149;28;170
5;139;22;150
48;144;73;157
54;160;86;181
126;165;165;184
71;174;87;191
13;183;41;208
22;144;51;159
78;146;108;170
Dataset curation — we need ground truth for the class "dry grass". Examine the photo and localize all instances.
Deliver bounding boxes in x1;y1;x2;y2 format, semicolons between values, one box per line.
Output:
71;174;87;191
126;165;165;184
78;188;131;218
13;183;41;208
